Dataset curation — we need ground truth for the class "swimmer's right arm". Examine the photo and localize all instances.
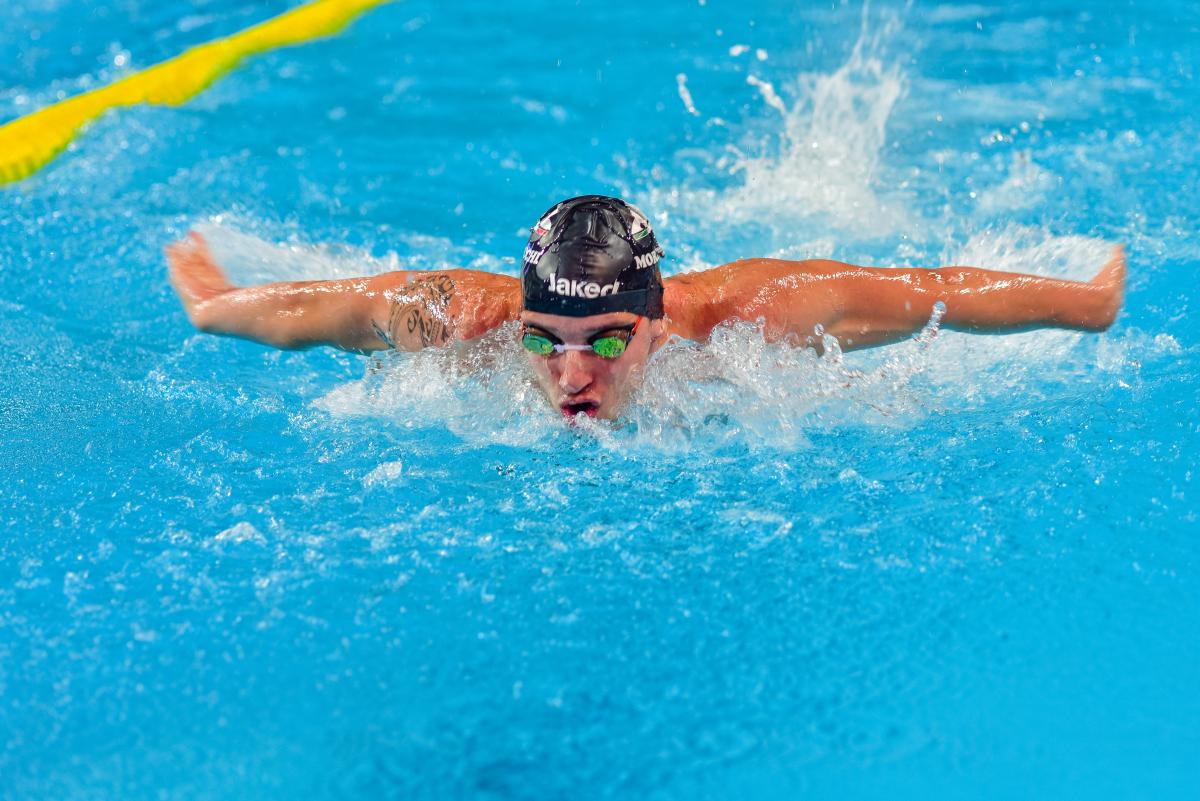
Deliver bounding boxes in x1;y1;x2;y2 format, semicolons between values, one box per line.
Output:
166;233;521;351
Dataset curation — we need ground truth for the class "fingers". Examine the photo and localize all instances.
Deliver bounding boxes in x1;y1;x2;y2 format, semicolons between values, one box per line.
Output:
1082;245;1126;330
166;230;204;255
188;230;210;255
166;231;200;269
165;229;234;307
1089;245;1125;286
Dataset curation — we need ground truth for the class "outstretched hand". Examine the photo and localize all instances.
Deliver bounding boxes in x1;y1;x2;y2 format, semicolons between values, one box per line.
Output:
166;232;234;325
1089;245;1126;329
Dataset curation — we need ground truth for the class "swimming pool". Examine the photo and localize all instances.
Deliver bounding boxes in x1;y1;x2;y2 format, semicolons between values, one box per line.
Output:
1;0;1197;798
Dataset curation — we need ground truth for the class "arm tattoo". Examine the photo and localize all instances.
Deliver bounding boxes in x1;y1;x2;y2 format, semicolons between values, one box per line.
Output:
380;273;457;350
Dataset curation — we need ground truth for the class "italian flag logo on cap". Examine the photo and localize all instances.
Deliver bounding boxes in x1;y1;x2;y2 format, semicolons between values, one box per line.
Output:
628;205;652;240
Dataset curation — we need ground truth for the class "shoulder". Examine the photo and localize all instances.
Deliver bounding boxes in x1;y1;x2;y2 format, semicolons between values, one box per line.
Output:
662;259;845;340
440;270;521;340
368;269;520;347
662;260;859;340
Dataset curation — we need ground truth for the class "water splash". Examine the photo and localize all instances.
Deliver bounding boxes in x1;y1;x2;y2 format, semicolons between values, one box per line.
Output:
193;219;509;285
313;324;560;448
314;308;951;456
976;150;1060;215
676;73;701;117
649;11;910;246
729;24;908;231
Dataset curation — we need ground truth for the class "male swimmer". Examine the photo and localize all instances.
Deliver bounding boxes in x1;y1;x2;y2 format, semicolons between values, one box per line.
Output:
167;195;1125;420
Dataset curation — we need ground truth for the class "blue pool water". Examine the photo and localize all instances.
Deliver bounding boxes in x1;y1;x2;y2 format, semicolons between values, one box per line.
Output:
2;1;1198;798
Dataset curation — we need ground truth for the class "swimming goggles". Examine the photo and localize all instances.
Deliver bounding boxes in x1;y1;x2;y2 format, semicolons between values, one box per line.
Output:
520;319;641;359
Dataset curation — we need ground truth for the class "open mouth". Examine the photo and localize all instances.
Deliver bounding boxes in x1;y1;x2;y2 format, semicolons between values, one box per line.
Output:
561;400;600;418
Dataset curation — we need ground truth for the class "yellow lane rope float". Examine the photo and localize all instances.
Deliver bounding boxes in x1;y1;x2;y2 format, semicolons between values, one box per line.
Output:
0;0;390;185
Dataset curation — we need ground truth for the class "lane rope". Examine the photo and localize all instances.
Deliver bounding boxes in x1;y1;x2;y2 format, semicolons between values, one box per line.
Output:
0;0;390;185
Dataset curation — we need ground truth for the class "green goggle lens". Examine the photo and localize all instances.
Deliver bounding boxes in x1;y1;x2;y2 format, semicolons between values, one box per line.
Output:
520;331;631;359
521;333;556;355
590;336;627;359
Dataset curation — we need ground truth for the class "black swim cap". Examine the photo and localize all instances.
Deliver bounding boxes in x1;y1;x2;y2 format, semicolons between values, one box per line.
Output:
521;195;665;318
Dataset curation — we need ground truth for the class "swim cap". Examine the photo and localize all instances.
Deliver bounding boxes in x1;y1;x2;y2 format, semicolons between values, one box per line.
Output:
521;195;665;318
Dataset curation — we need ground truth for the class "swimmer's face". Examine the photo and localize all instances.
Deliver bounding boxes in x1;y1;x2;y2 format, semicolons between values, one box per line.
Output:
519;310;665;420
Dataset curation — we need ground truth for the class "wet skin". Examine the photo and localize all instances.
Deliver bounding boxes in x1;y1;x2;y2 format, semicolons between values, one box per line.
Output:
518;310;668;420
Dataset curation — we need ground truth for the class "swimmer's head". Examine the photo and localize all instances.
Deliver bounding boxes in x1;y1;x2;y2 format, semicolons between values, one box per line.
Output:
519;196;668;420
521;195;664;319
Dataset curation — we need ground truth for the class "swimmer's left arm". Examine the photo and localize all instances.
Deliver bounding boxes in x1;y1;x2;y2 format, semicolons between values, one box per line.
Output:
682;246;1125;351
821;246;1126;349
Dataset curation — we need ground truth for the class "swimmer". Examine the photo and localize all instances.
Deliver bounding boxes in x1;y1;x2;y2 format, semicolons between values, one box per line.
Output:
167;195;1126;419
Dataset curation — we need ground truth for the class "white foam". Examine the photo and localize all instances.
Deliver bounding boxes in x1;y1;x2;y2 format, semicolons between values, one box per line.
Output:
194;221;398;283
976;151;1059;215
363;460;404;487
645;13;911;246
744;75;788;115
313;324;560;449
313;308;1174;459
725;30;907;233
214;521;267;545
191;221;508;286
676;73;701;117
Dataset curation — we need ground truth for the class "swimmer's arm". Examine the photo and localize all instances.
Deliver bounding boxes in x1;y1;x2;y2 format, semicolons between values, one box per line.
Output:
167;233;398;350
680;247;1125;351
166;233;520;351
821;246;1125;349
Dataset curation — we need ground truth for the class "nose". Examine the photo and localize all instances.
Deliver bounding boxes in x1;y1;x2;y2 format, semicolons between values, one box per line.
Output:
556;350;594;395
